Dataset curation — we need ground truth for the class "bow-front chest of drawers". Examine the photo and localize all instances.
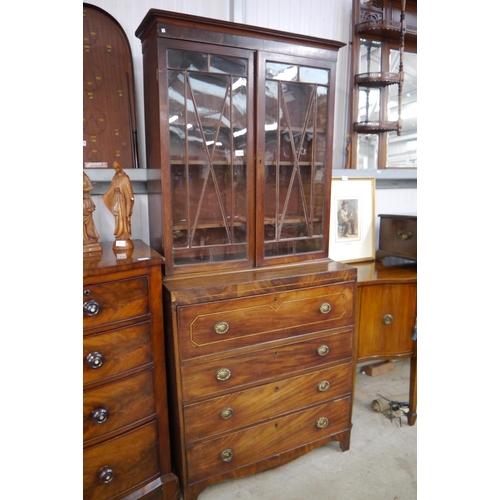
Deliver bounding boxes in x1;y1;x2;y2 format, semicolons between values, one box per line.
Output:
163;261;357;500
83;241;179;500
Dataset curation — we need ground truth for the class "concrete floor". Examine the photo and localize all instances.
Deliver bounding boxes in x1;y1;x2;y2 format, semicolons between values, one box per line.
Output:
196;358;417;500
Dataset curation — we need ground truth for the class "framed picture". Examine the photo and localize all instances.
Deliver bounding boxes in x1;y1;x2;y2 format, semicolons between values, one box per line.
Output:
329;177;375;263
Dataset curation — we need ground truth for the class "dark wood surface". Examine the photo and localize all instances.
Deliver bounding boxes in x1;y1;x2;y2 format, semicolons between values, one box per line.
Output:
163;262;356;500
83;242;179;499
352;259;417;426
135;9;353;499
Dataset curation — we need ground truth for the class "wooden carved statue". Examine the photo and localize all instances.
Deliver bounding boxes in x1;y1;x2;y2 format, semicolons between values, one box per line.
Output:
102;161;134;250
83;171;101;254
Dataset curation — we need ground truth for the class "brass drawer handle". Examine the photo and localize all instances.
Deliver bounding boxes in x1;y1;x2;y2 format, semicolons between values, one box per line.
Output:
216;368;231;381
219;407;234;420
317;345;329;356
382;314;393;325
317;380;330;392
397;230;413;241
319;302;331;314
316;417;329;429
214;321;229;335
220;448;234;462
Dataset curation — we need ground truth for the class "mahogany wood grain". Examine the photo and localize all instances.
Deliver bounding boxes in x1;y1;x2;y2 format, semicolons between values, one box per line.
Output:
184;361;352;443
180;330;353;401
83;241;179;499
353;259;417;425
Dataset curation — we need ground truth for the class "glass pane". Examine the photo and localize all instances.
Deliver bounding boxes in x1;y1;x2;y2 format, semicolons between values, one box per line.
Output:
168;49;207;71
357;87;380;122
357;134;379;169
263;65;329;259
210;55;247;76
167;50;249;266
359;39;382;74
300;66;329;85
387;50;417;167
266;62;298;81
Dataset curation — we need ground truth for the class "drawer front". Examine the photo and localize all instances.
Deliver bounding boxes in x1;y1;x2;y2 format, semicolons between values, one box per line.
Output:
184;361;352;443
181;330;352;401
177;282;354;360
379;217;417;259
83;421;160;500
83;322;153;386
357;283;416;359
83;276;150;330
83;370;156;443
186;396;351;484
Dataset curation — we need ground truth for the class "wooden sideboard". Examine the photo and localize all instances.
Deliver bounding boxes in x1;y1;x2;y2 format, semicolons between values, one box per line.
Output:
83;241;179;500
352;259;417;425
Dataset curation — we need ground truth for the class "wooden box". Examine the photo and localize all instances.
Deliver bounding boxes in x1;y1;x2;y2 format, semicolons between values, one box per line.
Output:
376;214;417;261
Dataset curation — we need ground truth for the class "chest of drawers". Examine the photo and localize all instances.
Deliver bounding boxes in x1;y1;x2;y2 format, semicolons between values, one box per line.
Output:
163;261;356;500
83;241;179;500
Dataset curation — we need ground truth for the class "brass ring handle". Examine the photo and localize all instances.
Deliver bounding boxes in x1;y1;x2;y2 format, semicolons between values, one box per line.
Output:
216;368;231;381
220;448;234;462
219;407;234;420
316;417;329;428
317;380;330;392
319;302;331;314
397;230;413;241
214;321;229;335
382;314;393;325
317;345;329;356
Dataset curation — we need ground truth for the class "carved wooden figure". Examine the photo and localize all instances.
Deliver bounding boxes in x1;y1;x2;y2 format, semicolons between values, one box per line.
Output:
83;171;101;254
102;161;134;251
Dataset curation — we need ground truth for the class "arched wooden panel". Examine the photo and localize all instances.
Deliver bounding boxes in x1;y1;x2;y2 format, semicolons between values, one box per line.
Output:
83;3;139;169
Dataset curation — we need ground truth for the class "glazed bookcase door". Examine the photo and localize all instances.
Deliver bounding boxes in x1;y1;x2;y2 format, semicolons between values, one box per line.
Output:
163;40;255;273
256;52;335;266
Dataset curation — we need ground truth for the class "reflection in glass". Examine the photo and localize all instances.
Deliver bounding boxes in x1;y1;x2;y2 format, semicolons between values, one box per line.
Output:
167;49;249;265
357;134;379;169
388;50;417;167
359;39;382;74
357;87;381;122
263;62;329;258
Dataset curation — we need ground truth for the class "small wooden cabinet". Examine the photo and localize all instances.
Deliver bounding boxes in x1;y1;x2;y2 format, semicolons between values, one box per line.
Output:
83;241;179;500
353;259;417;425
163;261;356;500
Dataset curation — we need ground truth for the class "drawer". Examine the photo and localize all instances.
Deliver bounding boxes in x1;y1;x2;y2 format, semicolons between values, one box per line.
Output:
83;322;153;386
184;361;352;443
83;421;160;500
83;276;150;330
186;396;351;484
181;330;352;401
83;370;156;443
177;282;354;360
378;215;417;260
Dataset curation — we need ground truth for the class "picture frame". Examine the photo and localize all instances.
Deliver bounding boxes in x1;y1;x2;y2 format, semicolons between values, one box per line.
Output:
329;177;375;263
